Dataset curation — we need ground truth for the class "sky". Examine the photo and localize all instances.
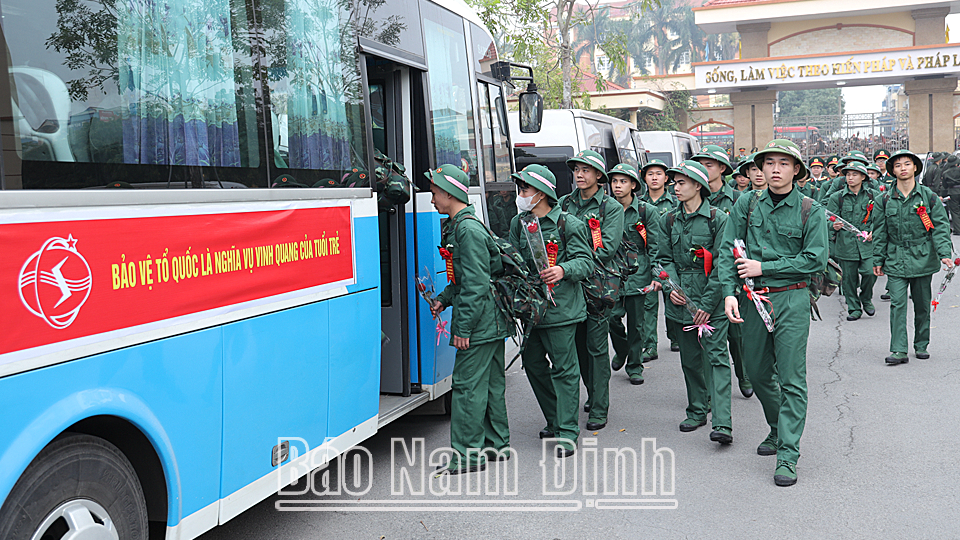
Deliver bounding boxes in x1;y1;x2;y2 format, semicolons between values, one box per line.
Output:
842;14;960;114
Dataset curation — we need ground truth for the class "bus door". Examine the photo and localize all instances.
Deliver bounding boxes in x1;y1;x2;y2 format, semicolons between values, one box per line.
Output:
366;56;436;398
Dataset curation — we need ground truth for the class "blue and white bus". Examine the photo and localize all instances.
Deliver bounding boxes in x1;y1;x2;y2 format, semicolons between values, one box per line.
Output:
0;0;538;537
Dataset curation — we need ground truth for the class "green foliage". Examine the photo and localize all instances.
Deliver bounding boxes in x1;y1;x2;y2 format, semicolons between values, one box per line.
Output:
777;89;845;118
635;83;690;131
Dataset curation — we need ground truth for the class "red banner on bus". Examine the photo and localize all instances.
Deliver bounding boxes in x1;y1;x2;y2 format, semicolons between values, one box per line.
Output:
2;206;354;356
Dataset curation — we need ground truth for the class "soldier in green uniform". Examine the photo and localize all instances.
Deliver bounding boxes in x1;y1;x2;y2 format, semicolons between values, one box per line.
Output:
692;145;752;398
795;165;819;199
731;156;754;193
609;163;662;385
873;149;892;183
509;164;594;457
873;151;955;364
640;159;680;355
720;139;829;487
809;157;827;185
558;150;624;431
656;160;733;443
820;151;868;202
428;164;512;474
826;162;879;321
942;155;960;235
866;164;882;185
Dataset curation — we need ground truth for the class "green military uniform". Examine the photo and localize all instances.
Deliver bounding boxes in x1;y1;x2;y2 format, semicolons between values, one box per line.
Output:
700;162;752;397
873;151;953;362
558;151;624;427
429;165;512;472
718;140;829;486
510;165;594;453
826;162;879;320
608;163;662;383
656;160;732;441
640;167;680;354
941;156;960;234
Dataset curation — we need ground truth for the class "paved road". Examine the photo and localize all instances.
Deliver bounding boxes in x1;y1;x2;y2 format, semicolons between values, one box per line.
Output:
199;249;960;539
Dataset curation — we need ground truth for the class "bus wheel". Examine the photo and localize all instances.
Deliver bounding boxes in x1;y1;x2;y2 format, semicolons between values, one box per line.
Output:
0;433;149;540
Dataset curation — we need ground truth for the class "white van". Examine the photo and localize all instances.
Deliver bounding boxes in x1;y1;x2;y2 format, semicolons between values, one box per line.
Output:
508;109;646;197
638;130;701;169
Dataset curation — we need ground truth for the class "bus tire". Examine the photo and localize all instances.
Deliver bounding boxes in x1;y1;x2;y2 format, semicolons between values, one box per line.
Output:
0;433;149;540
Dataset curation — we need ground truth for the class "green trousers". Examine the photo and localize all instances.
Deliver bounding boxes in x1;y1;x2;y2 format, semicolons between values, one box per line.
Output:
577;315;611;423
449;340;509;468
523;324;581;449
643;289;660;351
663;291;679;346
740;288;809;464
887;274;933;354
675;315;731;430
609;294;655;378
728;320;747;384
839;258;877;316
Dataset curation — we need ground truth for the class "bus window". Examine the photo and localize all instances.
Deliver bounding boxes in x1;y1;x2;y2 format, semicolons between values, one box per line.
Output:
0;0;261;189
485;187;516;238
469;22;498;76
477;82;512;185
263;0;369;187
356;0;425;58
422;0;479;185
514;146;575;197
614;123;639;169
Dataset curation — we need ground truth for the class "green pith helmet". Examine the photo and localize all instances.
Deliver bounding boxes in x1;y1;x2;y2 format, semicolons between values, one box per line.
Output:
841;161;869;178
640;159;669;177
736;153;758;177
865;164;882;175
424;163;470;203
105;181;133;189
607;163;644;191
312;178;340;188
273;174;307;187
341;168;369;188
840;151;869;166
753;139;803;179
874;148;891;161
667;159;711;194
692;144;732;176
512;164;558;202
885;150;924;177
566;150;608;182
795;164;810;183
809;156;825;168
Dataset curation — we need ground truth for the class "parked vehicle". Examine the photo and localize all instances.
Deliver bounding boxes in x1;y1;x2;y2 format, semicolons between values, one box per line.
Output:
508;109;646;197
637;130;701;169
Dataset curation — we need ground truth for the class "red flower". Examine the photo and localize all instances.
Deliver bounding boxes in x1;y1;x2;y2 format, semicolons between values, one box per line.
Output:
866;203;874;211
954;258;960;266
588;218;600;229
658;271;669;279
546;242;559;255
527;222;539;233
635;222;645;233
828;216;837;222
438;247;452;259
879;186;886;192
917;205;927;214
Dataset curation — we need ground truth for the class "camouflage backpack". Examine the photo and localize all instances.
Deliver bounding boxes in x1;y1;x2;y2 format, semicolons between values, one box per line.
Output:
460;215;548;357
556;211;625;319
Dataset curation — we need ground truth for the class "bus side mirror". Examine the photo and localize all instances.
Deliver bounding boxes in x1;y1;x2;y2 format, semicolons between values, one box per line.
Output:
519;84;543;133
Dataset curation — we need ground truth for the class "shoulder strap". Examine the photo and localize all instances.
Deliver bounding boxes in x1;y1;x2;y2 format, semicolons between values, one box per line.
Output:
560;196;571;213
745;189;761;225
638;202;646;224
665;211;675;238
709;206;718;239
598;197;607;223
801;196;813;227
557;213;567;245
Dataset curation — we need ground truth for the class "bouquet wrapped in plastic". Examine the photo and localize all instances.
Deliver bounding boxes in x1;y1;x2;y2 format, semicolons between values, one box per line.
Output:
932;257;960;312
654;263;713;338
733;239;775;332
824;209;869;242
519;214;556;304
416;266;450;344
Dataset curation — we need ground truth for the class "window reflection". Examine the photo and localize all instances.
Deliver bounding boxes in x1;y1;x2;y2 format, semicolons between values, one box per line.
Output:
421;0;478;186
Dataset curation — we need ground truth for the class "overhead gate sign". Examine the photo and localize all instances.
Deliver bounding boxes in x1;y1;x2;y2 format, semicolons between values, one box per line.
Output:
1;203;355;370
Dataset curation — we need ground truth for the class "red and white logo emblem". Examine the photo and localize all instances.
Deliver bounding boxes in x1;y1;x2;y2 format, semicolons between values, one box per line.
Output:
18;235;92;329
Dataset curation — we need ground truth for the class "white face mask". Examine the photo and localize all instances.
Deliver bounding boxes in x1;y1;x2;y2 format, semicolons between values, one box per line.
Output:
516;193;541;212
